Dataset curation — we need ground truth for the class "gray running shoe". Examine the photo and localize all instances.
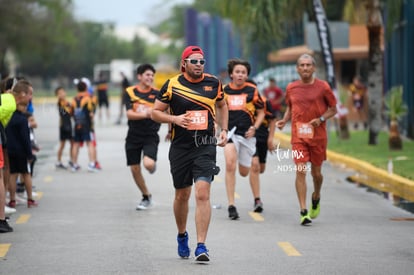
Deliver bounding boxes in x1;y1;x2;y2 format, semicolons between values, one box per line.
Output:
136;195;152;210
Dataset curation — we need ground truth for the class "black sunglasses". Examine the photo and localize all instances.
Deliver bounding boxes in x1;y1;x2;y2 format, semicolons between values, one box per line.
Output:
185;59;206;65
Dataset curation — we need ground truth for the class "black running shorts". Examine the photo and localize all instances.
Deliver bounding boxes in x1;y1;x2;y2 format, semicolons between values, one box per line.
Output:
60;127;72;141
98;94;109;108
8;154;30;174
254;141;268;164
125;135;160;166
169;145;220;189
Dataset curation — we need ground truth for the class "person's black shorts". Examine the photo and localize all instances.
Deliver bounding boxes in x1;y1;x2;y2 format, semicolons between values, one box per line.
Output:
60;127;72;141
8;154;29;174
169;145;220;189
254;141;268;164
98;93;109;108
125;135;160;166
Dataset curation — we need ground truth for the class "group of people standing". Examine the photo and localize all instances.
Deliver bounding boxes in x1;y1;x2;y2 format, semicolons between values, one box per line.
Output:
55;78;101;172
123;46;337;262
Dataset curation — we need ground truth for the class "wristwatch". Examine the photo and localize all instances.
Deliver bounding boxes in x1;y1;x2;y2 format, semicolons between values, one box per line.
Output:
319;116;325;122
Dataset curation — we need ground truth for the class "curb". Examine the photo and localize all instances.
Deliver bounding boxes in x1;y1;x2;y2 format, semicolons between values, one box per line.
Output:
273;132;414;202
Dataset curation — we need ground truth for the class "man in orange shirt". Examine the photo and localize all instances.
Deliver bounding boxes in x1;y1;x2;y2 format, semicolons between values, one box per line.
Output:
276;54;337;225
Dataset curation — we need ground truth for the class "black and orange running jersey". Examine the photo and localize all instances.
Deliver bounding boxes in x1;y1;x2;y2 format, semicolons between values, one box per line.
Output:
125;85;160;140
71;92;94;133
157;73;224;148
224;82;264;136
57;98;72;131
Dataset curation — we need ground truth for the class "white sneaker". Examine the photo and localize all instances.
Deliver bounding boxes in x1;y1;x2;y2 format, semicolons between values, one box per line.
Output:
5;205;17;215
88;163;98;172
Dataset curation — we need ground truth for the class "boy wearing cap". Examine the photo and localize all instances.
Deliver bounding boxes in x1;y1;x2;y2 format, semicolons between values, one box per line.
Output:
152;46;228;262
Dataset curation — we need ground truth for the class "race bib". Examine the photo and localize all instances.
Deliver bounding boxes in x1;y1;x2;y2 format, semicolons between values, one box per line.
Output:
186;110;208;130
227;94;247;110
296;122;314;139
133;102;151;114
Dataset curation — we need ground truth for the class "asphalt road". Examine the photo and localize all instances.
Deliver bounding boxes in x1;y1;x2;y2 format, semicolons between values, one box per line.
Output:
1;100;413;275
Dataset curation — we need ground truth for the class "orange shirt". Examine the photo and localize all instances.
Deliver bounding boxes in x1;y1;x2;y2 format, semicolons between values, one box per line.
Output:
286;78;336;145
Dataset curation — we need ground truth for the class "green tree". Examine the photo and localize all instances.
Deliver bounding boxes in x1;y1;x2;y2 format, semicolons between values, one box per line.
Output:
63;21;151;78
131;35;150;64
0;0;76;77
153;4;190;40
1;0;153;80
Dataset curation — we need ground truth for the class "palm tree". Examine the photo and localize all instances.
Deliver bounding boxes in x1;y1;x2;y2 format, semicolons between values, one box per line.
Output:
212;0;305;63
365;0;383;145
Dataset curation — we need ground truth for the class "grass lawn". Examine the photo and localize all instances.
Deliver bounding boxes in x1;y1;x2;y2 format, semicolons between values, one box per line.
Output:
327;130;414;180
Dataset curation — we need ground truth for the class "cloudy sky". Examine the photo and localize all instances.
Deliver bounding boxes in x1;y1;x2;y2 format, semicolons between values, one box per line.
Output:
73;0;194;27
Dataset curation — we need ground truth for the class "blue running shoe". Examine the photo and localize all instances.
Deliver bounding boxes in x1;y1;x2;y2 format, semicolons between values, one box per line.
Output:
177;232;190;258
195;243;210;262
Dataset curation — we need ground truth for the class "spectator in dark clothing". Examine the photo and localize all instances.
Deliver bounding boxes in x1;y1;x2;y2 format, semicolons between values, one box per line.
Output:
6;103;38;209
116;72;131;125
94;72;110;122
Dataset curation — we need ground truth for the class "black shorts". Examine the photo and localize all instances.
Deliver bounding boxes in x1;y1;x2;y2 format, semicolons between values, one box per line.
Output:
125;136;160;166
98;93;109;108
254;141;268;164
60;127;73;141
8;154;29;174
169;145;220;189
